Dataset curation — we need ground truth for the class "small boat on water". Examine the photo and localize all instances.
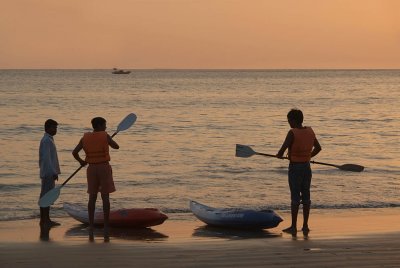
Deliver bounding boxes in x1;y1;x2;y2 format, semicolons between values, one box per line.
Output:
190;200;283;229
63;203;168;228
112;68;131;74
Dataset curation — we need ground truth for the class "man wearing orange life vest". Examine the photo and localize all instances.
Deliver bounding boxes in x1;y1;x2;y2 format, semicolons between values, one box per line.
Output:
72;117;119;241
276;109;322;235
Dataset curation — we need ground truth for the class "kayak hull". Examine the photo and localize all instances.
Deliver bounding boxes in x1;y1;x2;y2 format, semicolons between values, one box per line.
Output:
190;200;283;229
63;203;168;228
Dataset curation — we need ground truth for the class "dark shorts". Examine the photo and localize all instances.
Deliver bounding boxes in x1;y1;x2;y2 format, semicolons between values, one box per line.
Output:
288;162;312;205
40;176;55;198
87;162;116;194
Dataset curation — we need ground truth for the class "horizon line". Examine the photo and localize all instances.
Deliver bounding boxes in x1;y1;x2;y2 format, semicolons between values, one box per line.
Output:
1;68;400;71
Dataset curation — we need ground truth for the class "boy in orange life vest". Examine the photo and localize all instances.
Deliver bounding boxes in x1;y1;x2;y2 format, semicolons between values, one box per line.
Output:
276;109;321;235
72;117;119;241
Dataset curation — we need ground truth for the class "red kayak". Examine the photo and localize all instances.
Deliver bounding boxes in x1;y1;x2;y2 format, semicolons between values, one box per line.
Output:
63;203;168;228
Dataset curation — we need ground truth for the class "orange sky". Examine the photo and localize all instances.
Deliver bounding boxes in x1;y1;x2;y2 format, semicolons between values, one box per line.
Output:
1;0;399;69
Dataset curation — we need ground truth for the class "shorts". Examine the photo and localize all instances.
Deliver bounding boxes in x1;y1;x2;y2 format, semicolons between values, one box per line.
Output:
40;176;56;198
86;162;116;194
288;162;312;206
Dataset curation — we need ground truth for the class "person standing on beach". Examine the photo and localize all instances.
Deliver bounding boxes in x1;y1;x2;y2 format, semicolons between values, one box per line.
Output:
39;119;61;226
276;109;322;235
72;117;119;241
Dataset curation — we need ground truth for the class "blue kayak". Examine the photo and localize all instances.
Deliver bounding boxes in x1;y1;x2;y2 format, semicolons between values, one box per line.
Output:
190;200;283;229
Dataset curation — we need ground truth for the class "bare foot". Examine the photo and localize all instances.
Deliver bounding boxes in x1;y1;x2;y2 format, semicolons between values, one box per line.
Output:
103;226;110;242
49;221;61;227
282;226;297;235
88;227;94;242
104;235;110;243
302;226;310;236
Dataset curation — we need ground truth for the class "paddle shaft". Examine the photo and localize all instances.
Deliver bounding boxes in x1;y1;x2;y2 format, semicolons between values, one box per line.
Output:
257;152;341;166
310;160;339;168
255;152;281;158
256;152;363;171
61;165;83;187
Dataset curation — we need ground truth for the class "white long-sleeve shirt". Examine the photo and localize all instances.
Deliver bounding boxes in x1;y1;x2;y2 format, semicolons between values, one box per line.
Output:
39;133;60;179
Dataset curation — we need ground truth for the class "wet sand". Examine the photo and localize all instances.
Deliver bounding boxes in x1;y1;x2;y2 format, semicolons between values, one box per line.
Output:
1;208;400;267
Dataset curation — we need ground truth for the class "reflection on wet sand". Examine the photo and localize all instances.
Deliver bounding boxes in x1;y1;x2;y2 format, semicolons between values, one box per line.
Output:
39;223;58;242
192;225;281;240
65;224;168;241
283;228;310;240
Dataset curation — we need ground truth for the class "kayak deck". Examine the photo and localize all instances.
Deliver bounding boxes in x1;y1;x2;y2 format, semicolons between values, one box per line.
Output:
63;203;168;228
190;200;283;229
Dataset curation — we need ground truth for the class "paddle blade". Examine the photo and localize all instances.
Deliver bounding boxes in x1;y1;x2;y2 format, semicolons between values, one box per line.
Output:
38;186;62;207
235;144;257;158
117;113;137;132
339;164;364;172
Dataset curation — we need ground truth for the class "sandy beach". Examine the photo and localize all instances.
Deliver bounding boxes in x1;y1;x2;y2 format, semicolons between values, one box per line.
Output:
1;208;400;267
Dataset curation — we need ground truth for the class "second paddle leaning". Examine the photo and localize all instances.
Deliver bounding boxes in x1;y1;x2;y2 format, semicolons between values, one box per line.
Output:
38;113;137;208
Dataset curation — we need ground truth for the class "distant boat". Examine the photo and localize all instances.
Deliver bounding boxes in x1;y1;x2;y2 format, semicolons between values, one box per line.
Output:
112;68;131;74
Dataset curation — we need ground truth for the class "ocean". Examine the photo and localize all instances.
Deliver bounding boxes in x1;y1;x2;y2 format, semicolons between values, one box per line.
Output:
0;69;399;221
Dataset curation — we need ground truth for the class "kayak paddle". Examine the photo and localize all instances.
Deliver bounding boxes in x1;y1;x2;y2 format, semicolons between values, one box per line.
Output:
38;113;137;208
235;144;364;172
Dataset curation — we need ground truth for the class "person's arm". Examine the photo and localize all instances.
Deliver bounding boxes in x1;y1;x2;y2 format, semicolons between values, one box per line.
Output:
107;134;119;149
72;138;87;166
310;138;322;158
276;130;293;159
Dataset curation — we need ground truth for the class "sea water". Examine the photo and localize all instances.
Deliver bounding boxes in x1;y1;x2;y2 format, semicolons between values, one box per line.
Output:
0;69;399;221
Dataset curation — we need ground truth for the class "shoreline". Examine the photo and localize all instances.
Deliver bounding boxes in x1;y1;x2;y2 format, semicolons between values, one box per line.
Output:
1;208;400;267
1;207;400;243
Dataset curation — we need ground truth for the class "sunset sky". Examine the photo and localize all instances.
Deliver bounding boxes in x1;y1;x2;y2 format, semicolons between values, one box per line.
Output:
1;0;399;69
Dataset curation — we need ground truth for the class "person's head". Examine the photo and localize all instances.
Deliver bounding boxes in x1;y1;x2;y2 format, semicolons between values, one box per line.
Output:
44;119;58;136
287;109;303;128
91;117;107;131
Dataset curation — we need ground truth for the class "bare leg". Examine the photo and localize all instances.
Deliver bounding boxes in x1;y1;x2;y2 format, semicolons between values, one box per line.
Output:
88;193;97;241
302;203;310;232
39;207;45;225
40;207;50;224
40;206;60;228
283;203;299;235
39;222;51;241
101;193;110;242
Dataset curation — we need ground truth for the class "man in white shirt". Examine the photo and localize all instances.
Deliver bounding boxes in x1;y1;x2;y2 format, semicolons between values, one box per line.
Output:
39;119;61;226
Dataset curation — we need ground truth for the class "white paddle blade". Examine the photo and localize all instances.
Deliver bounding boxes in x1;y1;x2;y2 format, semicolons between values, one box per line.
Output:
38;186;62;207
117;113;137;132
235;144;256;158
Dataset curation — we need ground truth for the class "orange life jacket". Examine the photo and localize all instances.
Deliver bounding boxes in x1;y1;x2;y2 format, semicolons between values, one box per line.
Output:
289;127;315;163
82;131;110;164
